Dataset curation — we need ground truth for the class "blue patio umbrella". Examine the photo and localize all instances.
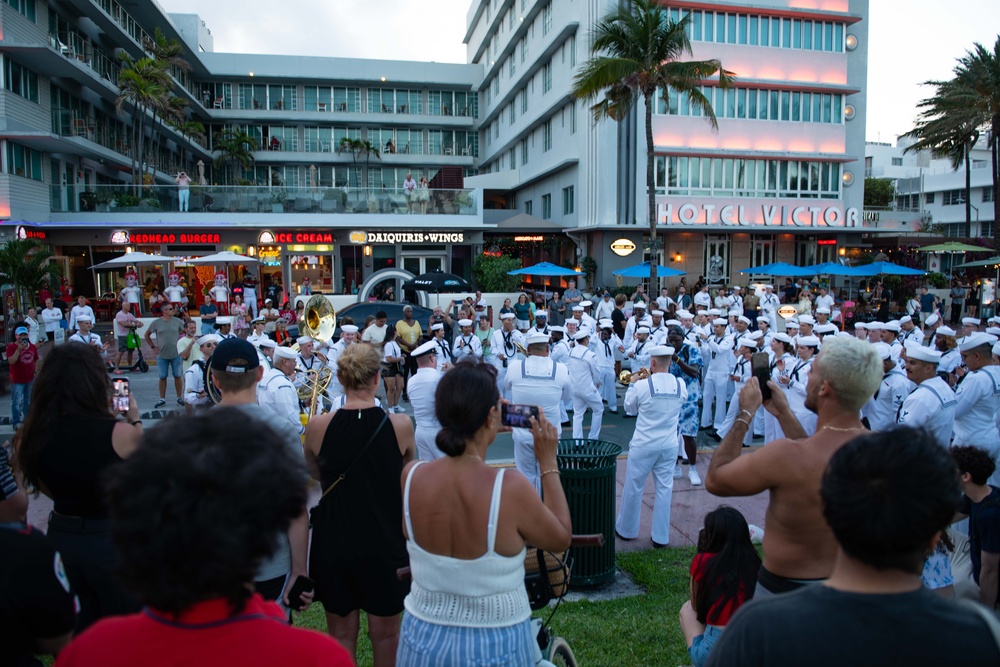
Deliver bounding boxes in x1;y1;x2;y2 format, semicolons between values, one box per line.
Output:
612;261;686;278
845;262;926;277
739;262;813;277
797;261;859;276
507;262;582;277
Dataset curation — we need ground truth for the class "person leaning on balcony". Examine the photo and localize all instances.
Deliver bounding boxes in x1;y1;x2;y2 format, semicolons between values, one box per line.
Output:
175;172;192;212
403;172;417;213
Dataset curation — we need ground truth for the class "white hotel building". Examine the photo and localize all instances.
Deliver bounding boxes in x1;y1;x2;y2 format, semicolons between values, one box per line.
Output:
0;0;869;300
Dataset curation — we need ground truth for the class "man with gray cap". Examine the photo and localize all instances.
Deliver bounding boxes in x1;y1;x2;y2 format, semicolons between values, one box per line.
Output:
568;329;604;439
953;333;1000;483
861;342;911;432
505;331;571;491
897;343;956;448
615;344;687;548
407;340;445;460
258;345;304;434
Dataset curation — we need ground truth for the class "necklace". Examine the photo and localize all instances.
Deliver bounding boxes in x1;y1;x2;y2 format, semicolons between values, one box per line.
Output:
821;425;867;433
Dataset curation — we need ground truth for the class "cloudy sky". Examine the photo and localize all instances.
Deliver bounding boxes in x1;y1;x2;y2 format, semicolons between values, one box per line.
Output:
160;0;1000;143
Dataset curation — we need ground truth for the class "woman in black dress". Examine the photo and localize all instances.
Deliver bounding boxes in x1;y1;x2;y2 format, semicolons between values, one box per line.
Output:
304;343;415;666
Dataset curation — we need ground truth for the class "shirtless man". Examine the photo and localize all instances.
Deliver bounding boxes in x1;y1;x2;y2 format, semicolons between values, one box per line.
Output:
705;336;882;597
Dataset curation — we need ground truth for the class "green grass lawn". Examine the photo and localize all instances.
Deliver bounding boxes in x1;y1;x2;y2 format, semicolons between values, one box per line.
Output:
294;546;697;666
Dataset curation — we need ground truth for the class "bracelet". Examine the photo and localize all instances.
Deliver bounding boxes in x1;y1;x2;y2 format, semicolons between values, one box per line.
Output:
129;420;142;426
541;468;560;478
735;418;751;429
738;409;753;420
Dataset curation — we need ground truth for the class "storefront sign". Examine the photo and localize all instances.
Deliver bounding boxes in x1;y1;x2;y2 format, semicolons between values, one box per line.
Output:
514;235;545;242
863;211;880;222
110;230;130;245
129;232;221;244
349;231;367;244
273;231;334;244
817;239;837;246
361;232;465;244
258;231;276;244
610;238;637;257
777;305;798;319
658;203;861;228
258;246;282;266
16;226;46;240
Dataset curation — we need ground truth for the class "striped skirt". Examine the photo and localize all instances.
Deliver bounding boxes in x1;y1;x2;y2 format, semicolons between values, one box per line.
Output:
396;613;535;666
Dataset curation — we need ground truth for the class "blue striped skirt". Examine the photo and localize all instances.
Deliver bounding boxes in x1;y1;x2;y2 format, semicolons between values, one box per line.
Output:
396;613;535;666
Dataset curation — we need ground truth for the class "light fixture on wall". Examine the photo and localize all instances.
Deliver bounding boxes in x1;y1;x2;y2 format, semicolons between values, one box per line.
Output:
363;245;372;257
247;245;256;257
844;104;855;120
845;34;858;51
672;251;682;262
842;171;855;186
839;248;846;256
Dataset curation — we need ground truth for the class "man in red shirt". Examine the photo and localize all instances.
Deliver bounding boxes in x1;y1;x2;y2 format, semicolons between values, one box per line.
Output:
6;325;38;429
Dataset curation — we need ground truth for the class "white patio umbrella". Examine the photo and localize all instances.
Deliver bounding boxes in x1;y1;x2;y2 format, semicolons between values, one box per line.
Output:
184;251;260;312
88;251;181;270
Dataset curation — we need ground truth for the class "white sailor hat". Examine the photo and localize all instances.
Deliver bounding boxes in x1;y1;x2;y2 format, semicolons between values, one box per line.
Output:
600;321;614;329
296;335;314;345
871;342;892;360
882;321;901;333
963;317;980;327
565;318;580;326
75;314;93;323
959;332;999;352
257;338;277;349
431;323;444;331
736;337;757;350
899;315;912;325
458;318;474;327
816;307;831;315
837;331;854;338
664;319;681;327
413;340;439;357
215;316;233;326
525;332;550;345
773;332;793;344
341;324;359;334
987;327;1000;337
867;321;883;330
797;335;820;347
925;313;940;326
728;310;740;317
599;318;614;327
712;318;728;326
651;310;665;317
798;315;816;325
936;326;957;337
677;310;694;319
550;325;566;333
737;315;752;325
990;316;1000;325
785;320;800;329
533;311;547;319
273;346;297;360
854;321;868;329
500;312;516;320
572;305;584;311
756;316;770;323
573;329;591;341
580;300;593;308
647;345;675;357
763;284;774;290
637;326;651;335
197;333;221;347
707;308;722;316
815;323;838;334
633;302;647;309
905;343;942;364
748;330;764;340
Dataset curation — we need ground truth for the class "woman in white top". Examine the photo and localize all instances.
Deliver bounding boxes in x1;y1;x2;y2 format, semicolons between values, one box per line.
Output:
24;306;42;345
397;362;571;666
40;297;63;344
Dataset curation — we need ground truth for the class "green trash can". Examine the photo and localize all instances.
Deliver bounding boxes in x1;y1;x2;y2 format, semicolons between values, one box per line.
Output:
557;438;622;587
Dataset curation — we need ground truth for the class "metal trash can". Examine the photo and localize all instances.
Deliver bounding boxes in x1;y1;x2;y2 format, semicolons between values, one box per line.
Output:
557;438;622;587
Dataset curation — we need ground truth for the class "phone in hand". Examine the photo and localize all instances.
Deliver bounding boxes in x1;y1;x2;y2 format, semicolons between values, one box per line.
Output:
286;575;315;611
501;403;540;429
751;352;772;401
113;378;130;413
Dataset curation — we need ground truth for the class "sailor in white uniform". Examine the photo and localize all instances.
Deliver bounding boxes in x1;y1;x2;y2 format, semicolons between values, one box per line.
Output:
452;318;483;362
763;332;797;442
952;333;1000;484
257;346;304;433
567;330;604;439
549;325;572;423
407;340;445;460
760;285;780;330
861;342;912;432
701;318;734;435
717;336;757;446
897;343;957;448
593;322;623;414
490;313;524;398
183;334;219;410
779;335;820;437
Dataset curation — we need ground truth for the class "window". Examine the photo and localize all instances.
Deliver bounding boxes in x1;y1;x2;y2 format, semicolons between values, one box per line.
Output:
508;103;516;125
542;3;552;35
926;192;935;204
509;7;515;29
4;59;38;102
5;0;35;20
494;121;500;138
521;87;528;114
524;199;533;215
984;186;995;203
521;139;529;165
508;56;516;78
543;119;552;151
521;38;528;63
680;8;844;52
5;142;43;180
942;190;964;206
562;186;574;214
542;61;552;93
569;102;576;134
570;36;576;67
541;193;552;219
655;155;841;199
509;148;517;170
891;157;902;166
493;77;500;97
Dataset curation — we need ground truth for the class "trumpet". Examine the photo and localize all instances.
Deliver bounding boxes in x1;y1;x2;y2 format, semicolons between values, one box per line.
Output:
619;368;651;384
515;341;528;356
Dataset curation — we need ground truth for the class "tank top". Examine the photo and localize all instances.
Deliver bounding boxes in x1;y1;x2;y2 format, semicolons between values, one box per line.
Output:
316;406;405;557
402;463;530;628
37;417;120;518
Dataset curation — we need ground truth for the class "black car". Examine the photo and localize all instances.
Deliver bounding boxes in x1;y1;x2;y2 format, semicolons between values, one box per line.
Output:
332;302;434;343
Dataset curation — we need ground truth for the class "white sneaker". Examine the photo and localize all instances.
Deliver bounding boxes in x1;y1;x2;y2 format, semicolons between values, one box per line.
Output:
673;464;683;479
689;468;703;486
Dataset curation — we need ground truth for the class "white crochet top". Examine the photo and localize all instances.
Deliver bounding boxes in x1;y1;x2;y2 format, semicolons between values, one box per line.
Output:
402;463;531;628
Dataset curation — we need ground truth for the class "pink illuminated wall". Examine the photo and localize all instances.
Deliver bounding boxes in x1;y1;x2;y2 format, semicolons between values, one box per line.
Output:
652;117;848;156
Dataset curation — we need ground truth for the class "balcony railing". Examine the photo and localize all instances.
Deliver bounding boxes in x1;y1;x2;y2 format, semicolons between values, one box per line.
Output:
58;185;478;216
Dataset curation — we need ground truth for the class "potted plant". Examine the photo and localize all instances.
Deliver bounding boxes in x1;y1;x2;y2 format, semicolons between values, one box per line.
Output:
95;190;113;212
455;191;475;213
271;188;286;213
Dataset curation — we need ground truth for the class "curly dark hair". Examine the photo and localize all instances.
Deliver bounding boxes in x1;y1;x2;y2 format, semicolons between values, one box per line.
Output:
951;445;996;486
105;408;307;615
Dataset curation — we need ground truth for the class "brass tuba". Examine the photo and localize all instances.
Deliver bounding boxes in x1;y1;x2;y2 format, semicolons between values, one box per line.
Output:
293;295;336;418
619;367;651;384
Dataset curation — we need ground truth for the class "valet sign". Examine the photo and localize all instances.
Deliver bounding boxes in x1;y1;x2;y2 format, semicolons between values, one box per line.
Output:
658;202;861;228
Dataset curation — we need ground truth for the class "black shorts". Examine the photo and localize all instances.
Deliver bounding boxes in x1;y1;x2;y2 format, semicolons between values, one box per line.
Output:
47;331;55;342
382;362;400;378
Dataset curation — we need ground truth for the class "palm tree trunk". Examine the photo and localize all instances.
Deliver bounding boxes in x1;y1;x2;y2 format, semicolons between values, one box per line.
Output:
965;142;972;236
644;91;658;292
993;121;1000;253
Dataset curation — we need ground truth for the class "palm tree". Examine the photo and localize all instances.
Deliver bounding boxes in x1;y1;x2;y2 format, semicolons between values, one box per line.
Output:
337;137;381;196
214;129;258;184
572;0;733;289
115;55;171;190
0;238;63;317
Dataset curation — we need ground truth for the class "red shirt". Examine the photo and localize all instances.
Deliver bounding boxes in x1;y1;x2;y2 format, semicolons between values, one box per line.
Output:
6;342;37;384
55;594;354;667
690;551;752;626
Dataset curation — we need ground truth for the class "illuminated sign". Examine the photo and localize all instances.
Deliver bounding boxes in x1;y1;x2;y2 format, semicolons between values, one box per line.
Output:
110;230;129;245
130;233;221;244
658;203;861;228
273;231;334;244
817;239;837;246
514;235;545;242
778;305;799;319
610;238;637;257
258;231;276;244
364;232;465;244
258;246;282;266
16;226;46;240
349;231;367;244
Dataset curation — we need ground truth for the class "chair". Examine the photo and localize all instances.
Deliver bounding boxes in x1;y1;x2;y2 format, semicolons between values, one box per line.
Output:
398;105;407;114
318;102;328;112
319;198;340;213
338;102;347;112
214;97;223;109
462;145;471;156
294;196;312;212
382;104;389;113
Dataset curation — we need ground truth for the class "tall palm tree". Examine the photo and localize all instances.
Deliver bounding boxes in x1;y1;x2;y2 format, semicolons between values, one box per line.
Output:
572;0;733;289
337;137;381;196
214;129;258;184
0;238;63;317
115;55;171;190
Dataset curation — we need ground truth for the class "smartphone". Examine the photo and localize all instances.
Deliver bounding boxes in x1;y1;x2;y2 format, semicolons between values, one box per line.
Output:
113;378;130;413
286;575;315;611
751;352;772;401
501;403;540;429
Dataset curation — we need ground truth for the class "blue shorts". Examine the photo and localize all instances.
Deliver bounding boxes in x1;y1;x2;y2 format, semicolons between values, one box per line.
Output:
689;625;723;667
157;356;183;379
396;614;534;666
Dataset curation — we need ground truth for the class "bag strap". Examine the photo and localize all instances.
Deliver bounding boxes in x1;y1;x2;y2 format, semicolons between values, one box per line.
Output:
960;599;1000;652
318;411;391;500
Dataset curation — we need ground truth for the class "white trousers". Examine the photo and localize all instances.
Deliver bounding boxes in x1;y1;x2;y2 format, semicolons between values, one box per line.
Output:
763;410;785;443
244;288;258;318
513;430;541;494
718;383;753;446
572;389;604;439
701;372;729;430
598;368;616;410
616;446;678;544
414;425;445;461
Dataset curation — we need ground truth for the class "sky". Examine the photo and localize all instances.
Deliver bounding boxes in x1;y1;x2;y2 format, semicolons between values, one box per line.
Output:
159;0;1000;144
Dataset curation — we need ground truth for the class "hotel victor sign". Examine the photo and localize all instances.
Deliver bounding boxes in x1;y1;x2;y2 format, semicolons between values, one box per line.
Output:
657;202;861;228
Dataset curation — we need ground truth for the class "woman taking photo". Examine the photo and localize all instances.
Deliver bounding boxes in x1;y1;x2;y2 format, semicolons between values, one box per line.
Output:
304;343;415;666
396;361;572;665
16;344;143;631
